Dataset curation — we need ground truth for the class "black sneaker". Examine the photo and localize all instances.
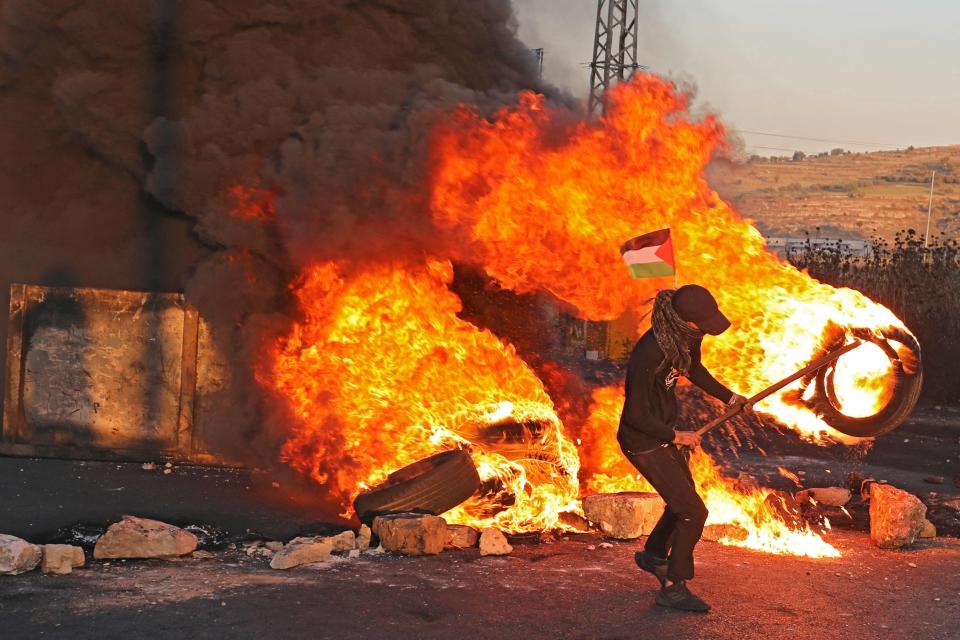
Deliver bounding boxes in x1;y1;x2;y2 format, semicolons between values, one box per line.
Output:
634;551;668;587
655;581;710;613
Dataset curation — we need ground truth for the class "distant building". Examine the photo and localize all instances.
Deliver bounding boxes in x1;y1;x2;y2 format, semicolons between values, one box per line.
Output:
764;236;872;259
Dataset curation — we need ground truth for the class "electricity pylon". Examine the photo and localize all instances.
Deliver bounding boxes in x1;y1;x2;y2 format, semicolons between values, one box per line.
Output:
588;0;644;116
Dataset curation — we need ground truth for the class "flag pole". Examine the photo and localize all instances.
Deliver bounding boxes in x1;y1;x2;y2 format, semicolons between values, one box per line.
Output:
670;225;679;289
924;170;936;248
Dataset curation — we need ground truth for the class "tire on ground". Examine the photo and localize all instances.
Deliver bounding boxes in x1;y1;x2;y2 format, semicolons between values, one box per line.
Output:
811;329;923;438
353;449;481;525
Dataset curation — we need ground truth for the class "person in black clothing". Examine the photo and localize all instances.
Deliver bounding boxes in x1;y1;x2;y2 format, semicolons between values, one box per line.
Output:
618;284;748;613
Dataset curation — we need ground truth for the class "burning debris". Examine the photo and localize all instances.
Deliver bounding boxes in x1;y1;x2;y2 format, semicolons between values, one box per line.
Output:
257;75;927;561
1;2;958;632
0;0;938;584
272;261;581;534
352;450;482;526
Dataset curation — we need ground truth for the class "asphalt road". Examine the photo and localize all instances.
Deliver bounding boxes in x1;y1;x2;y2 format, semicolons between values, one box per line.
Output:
730;404;960;498
1;531;958;640
1;405;958;638
0;459;345;543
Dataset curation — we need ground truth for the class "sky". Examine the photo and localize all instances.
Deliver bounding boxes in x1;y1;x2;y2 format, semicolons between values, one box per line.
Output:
512;0;960;156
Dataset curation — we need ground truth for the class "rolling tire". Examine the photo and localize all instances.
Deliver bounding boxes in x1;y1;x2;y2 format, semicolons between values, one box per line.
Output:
812;330;923;438
353;449;481;525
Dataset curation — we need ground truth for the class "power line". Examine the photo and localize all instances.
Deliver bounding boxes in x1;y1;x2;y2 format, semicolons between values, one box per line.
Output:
749;145;806;154
737;129;899;150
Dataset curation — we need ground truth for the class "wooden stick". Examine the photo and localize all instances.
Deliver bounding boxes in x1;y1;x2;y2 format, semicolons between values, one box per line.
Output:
694;340;864;437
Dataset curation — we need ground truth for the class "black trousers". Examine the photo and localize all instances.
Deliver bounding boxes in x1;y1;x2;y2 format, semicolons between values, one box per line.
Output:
623;444;708;582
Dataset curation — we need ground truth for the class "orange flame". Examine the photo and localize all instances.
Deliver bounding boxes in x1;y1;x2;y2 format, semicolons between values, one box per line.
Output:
429;76;906;440
227;183;277;221
271;260;579;532
583;387;839;558
266;75;913;554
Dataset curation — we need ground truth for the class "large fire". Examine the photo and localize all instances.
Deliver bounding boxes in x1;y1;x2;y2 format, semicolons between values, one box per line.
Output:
273;260;580;533
428;78;906;438
265;75;913;558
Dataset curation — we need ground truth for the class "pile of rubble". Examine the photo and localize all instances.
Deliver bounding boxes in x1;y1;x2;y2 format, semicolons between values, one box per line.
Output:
0;535;85;576
2;476;952;577
796;478;940;549
259;514;513;568
1;515;199;577
1;513;516;577
578;478;942;550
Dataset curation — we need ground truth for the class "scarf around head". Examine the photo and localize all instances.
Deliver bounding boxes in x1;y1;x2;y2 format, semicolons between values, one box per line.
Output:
651;289;704;376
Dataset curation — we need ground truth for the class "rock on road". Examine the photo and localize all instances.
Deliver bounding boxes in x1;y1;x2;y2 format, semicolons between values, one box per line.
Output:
1;530;957;640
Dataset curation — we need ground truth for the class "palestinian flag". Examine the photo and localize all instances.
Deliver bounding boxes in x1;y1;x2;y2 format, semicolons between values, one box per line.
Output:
620;228;676;279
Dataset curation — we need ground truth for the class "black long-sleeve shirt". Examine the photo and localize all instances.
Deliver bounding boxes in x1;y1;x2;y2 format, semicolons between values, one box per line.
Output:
617;329;734;453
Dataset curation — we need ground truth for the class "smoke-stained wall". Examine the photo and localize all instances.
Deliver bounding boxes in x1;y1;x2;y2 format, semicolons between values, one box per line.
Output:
0;1;545;464
0;6;209;286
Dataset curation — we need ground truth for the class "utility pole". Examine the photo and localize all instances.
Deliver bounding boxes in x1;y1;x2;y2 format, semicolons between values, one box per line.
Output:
924;170;936;248
529;48;544;79
588;0;644;117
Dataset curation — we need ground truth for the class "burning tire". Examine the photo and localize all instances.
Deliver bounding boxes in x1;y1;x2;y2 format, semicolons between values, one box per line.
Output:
810;330;922;438
352;449;481;524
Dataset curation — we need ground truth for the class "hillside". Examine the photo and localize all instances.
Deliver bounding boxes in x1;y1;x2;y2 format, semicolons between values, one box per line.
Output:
706;145;960;241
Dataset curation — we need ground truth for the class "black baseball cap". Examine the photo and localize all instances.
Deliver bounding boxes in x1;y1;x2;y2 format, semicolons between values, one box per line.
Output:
672;284;731;335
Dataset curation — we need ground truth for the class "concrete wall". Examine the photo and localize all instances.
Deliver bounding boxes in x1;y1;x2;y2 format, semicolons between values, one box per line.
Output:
1;285;233;463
